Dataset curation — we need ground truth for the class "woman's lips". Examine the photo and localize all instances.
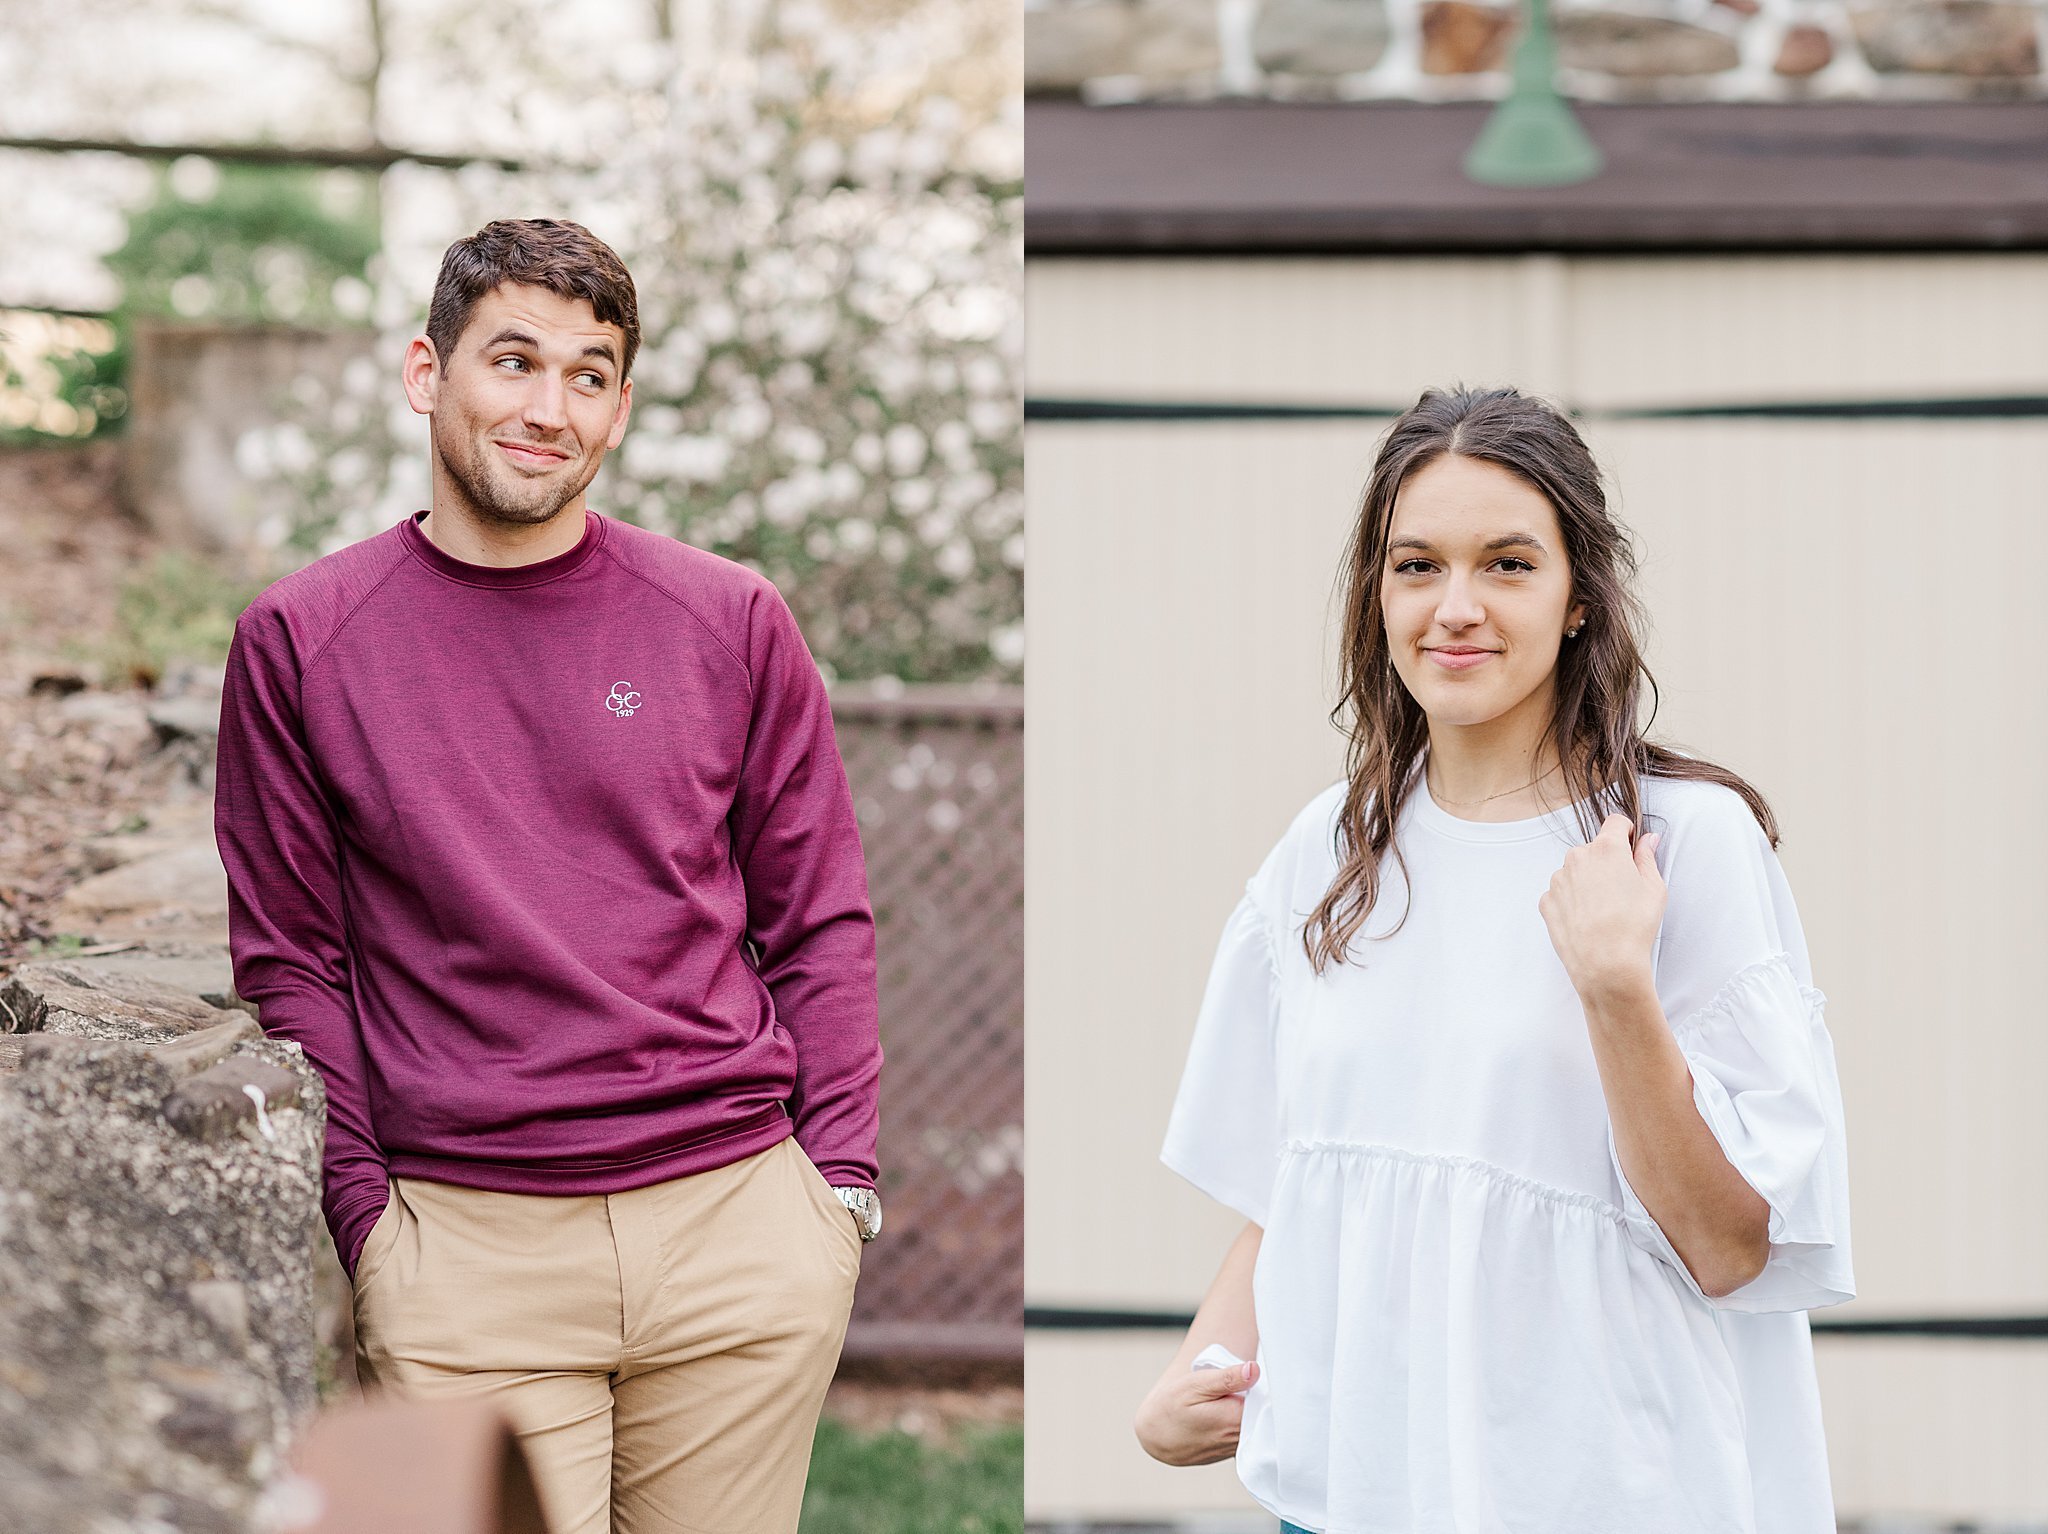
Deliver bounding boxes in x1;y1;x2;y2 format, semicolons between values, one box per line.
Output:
1426;647;1496;671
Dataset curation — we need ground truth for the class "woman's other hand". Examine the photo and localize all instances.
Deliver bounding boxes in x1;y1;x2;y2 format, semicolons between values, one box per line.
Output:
1538;814;1664;1002
1135;1358;1259;1466
1136;1220;1263;1466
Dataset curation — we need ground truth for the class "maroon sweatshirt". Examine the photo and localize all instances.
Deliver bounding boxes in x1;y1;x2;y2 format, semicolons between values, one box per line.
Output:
214;509;881;1277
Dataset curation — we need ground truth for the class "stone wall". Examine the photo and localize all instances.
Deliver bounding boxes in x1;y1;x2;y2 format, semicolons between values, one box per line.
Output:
1025;0;2048;101
121;321;379;568
0;957;324;1534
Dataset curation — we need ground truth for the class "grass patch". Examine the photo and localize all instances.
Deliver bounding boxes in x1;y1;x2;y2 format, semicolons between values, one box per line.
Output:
802;1417;1022;1534
16;933;94;958
84;550;259;686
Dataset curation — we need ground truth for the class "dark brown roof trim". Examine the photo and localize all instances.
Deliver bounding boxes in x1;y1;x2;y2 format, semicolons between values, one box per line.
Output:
1025;100;2048;254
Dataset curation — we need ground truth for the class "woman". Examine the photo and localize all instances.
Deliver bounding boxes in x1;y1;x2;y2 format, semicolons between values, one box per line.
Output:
1135;386;1852;1534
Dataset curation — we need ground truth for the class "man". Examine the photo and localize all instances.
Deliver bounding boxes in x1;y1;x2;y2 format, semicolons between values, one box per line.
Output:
214;218;882;1534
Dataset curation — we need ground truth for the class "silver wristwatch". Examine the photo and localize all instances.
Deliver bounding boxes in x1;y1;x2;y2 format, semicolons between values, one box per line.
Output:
832;1185;882;1242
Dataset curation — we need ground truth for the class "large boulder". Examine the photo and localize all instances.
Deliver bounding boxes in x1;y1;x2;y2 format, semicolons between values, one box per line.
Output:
1253;0;1392;77
53;690;159;771
1556;11;1743;76
0;1014;323;1532
1851;0;2039;74
51;839;231;946
2;949;249;1043
1026;0;1141;90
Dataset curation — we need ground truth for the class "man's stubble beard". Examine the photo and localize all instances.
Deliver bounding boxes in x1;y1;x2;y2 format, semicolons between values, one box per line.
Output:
435;427;600;530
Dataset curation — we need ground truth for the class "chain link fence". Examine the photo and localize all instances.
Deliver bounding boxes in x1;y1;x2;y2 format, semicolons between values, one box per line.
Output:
831;686;1022;1364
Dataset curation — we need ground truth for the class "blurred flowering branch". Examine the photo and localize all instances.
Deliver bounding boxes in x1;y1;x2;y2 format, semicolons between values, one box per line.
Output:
246;0;1022;685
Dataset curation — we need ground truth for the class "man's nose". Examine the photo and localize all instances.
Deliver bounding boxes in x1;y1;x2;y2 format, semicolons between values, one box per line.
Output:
522;372;570;433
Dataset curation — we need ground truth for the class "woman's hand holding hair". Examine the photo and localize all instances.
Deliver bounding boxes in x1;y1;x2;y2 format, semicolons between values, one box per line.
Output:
1538;814;1772;1299
1537;813;1664;1003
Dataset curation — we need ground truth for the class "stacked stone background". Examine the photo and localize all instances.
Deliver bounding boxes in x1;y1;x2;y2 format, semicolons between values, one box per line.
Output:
1025;0;2048;101
0;956;324;1534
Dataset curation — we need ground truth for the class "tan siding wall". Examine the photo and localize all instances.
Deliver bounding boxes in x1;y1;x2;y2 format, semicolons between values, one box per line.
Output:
1025;421;1365;1310
1025;255;2048;1523
1816;1340;2048;1517
1027;254;2048;408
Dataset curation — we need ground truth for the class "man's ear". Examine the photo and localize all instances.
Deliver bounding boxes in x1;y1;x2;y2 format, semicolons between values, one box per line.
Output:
401;335;440;417
605;376;634;451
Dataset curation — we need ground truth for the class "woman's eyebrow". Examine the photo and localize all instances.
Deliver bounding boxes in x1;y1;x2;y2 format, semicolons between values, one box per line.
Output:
1387;533;1549;554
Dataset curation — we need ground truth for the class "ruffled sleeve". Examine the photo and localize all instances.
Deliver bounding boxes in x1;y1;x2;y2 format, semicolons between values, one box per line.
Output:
1161;891;1285;1227
1612;786;1855;1313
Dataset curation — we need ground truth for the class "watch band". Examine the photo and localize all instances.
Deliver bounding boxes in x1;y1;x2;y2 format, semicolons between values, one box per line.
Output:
831;1184;882;1241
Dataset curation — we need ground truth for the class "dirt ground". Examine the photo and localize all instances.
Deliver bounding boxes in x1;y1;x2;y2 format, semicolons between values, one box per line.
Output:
0;442;179;952
824;1375;1024;1440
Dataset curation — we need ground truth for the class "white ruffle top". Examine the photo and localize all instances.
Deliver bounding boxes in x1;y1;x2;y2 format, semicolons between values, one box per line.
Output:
1162;776;1853;1534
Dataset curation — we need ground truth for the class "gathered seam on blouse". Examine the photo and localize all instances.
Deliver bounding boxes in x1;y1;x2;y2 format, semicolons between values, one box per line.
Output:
1279;1139;1632;1226
1240;879;1287;989
1667;950;1828;1045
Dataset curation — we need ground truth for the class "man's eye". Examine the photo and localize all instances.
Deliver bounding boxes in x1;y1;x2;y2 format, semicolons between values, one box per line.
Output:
497;356;528;371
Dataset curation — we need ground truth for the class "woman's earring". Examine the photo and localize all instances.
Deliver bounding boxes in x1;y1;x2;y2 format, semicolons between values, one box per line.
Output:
1566;623;1584;639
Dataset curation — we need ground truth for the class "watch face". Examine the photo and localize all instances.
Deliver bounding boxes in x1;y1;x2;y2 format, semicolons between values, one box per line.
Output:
853;1191;882;1240
836;1186;883;1240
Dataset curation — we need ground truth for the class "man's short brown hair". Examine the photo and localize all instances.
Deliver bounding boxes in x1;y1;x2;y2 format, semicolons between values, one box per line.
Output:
426;218;641;378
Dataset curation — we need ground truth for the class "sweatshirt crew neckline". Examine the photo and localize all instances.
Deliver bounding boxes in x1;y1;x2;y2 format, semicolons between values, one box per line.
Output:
399;507;607;588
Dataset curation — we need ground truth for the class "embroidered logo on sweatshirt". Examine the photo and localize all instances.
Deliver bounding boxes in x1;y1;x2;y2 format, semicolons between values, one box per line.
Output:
606;682;642;718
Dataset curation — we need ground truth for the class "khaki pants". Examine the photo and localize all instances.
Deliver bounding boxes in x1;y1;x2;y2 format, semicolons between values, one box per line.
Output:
351;1135;861;1534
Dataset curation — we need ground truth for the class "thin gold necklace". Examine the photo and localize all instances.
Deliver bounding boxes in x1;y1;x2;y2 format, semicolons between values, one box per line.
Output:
1427;766;1554;809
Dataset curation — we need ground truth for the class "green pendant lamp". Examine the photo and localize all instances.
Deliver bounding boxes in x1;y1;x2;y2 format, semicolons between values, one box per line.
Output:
1463;0;1602;187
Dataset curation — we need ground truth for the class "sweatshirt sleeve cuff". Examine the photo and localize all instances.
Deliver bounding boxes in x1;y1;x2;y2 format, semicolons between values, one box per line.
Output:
329;1176;393;1281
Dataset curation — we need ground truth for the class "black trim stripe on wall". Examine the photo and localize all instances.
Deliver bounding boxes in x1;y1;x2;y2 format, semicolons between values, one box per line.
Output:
1025;396;2048;424
1024;1306;2048;1339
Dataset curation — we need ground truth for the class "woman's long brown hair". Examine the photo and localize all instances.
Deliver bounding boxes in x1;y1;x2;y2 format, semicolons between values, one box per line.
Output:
1302;385;1777;973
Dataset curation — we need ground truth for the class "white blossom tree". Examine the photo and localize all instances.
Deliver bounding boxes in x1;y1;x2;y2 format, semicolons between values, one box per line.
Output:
255;0;1022;683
